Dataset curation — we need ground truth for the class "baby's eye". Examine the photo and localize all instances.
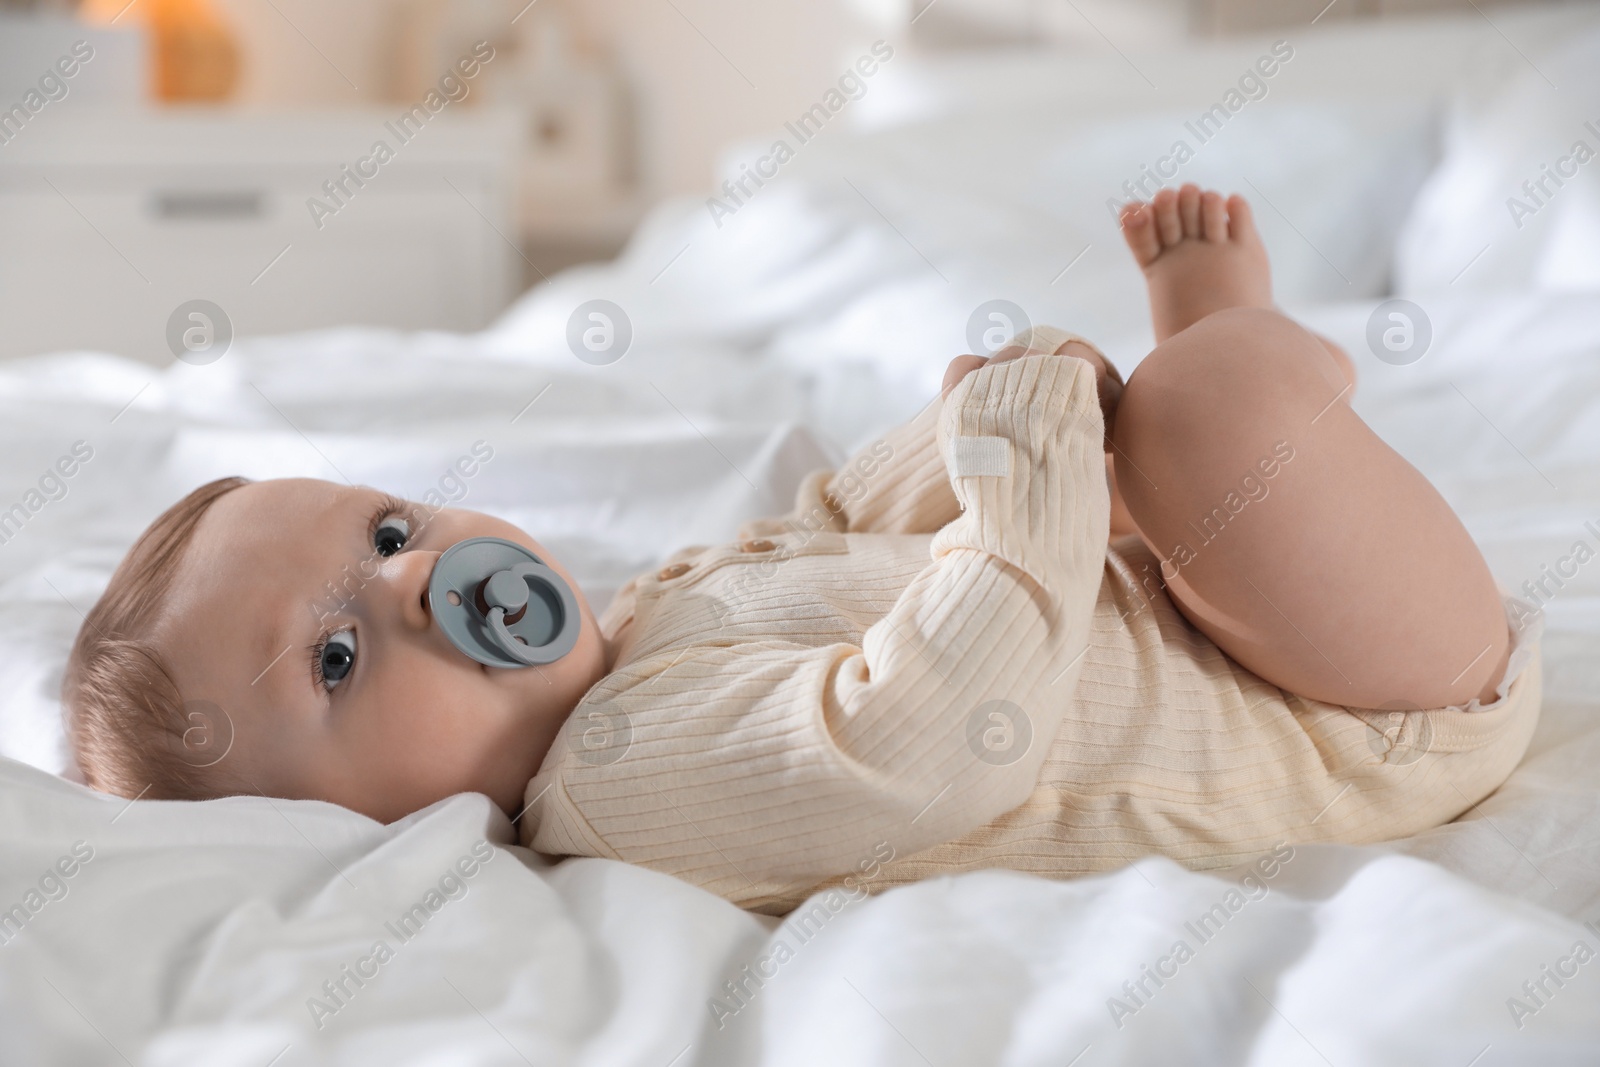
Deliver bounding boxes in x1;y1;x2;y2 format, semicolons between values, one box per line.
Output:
318;631;357;690
374;516;411;557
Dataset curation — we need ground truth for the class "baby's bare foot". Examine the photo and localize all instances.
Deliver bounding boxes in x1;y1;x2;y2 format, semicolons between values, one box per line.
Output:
1120;185;1273;344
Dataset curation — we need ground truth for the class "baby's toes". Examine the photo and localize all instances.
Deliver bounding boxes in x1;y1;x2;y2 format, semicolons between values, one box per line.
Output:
1151;187;1182;246
1227;194;1260;246
1119;202;1162;266
1201;190;1227;243
1178;184;1202;238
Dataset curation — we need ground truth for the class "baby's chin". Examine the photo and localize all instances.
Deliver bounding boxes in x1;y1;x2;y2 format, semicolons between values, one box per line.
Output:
496;677;589;787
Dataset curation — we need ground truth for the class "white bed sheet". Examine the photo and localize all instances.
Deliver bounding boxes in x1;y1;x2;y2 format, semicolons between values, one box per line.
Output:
1;285;1597;1067
4;8;1600;1064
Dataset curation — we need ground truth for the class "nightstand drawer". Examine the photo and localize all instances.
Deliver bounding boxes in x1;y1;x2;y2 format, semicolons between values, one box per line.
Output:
0;108;520;363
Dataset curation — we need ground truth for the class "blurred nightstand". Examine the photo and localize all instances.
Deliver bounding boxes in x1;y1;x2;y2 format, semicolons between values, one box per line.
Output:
519;195;646;281
491;23;643;280
0;107;521;363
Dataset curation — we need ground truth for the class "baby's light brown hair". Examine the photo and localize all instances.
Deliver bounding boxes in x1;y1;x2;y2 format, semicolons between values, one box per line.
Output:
63;476;250;800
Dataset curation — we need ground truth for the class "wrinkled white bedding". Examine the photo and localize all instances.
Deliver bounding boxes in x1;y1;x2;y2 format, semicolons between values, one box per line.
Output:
4;7;1600;1065
3;275;1598;1067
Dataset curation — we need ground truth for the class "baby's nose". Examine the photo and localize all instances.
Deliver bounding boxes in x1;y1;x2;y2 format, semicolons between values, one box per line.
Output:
426;537;581;668
382;548;438;633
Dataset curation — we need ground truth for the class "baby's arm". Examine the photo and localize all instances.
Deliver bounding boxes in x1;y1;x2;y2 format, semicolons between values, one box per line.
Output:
527;352;1110;906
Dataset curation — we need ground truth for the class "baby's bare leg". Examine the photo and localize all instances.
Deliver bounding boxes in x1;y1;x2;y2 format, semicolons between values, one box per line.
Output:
1111;186;1507;709
1112;307;1509;709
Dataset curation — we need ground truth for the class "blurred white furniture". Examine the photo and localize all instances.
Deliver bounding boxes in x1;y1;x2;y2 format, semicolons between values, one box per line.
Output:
0;108;520;363
900;0;1564;46
506;44;642;275
0;14;143;104
288;0;644;278
486;11;643;276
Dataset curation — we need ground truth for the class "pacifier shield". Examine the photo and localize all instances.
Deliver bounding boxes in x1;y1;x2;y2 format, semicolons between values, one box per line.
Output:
428;537;581;668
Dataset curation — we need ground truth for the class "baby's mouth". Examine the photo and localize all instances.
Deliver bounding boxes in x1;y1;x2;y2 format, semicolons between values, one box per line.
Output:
427;537;581;668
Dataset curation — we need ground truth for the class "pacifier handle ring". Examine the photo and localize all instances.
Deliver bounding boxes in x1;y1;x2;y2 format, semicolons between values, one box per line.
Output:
482;561;580;666
428;536;582;669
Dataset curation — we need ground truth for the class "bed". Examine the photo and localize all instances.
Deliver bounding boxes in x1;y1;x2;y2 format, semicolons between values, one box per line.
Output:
2;5;1599;1064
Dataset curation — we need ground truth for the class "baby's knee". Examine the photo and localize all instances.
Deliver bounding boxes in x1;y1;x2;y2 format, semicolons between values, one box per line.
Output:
1121;308;1342;433
1154;306;1316;374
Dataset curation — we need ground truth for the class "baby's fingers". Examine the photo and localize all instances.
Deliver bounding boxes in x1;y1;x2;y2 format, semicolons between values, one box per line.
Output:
942;345;1031;397
941;354;989;397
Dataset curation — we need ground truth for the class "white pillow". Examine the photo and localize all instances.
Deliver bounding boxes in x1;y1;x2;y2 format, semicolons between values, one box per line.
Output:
788;95;1439;304
1395;23;1600;292
1039;99;1440;304
742;96;1438;391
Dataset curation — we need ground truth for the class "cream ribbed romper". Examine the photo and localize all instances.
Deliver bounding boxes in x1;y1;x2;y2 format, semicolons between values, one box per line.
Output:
521;328;1542;915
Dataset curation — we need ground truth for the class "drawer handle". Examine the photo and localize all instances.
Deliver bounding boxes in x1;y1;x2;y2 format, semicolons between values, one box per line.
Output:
152;191;265;220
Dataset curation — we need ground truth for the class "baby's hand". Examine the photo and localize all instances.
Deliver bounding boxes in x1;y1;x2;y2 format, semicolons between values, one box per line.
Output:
941;340;1122;444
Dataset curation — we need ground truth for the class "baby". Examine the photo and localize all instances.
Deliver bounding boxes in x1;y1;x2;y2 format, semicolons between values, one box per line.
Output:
65;186;1541;914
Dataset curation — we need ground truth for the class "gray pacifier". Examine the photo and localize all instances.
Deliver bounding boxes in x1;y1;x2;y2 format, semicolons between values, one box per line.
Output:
428;537;580;667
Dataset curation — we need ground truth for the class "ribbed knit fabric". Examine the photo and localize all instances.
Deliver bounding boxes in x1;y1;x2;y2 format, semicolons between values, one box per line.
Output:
521;329;1542;915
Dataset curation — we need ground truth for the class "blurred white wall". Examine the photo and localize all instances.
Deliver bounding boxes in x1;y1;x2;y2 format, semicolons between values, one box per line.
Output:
97;0;1566;203
212;0;398;106
566;0;862;198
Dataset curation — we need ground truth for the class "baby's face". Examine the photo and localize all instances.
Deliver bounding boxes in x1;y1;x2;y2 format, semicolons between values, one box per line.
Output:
154;478;608;823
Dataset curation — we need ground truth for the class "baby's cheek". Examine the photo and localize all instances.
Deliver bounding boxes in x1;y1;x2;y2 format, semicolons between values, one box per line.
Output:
362;671;497;791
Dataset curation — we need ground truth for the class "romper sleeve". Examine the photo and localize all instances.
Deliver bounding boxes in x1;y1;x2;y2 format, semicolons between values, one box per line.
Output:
737;326;1101;540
